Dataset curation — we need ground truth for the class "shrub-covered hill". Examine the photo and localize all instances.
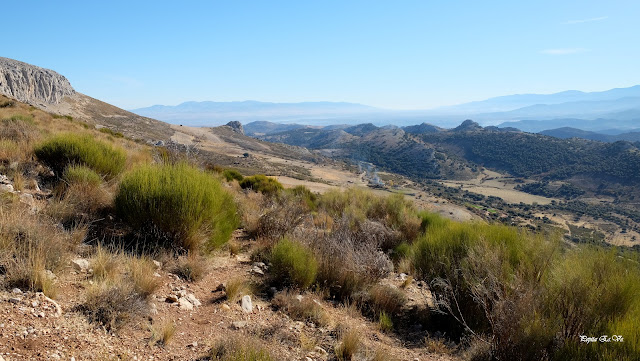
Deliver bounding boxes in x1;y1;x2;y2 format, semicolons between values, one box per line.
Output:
420;129;640;183
260;120;640;185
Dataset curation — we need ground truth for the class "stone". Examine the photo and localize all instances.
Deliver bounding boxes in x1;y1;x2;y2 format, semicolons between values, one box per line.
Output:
19;193;35;207
215;283;226;292
187;341;198;348
0;57;75;105
165;295;179;303
295;295;304;302
241;295;253;313
221;304;231;311
44;270;57;280
178;298;193;310
12;288;22;294
71;259;89;272
252;262;266;268
0;184;13;193
176;289;187;298
251;266;264;275
9;297;21;304
185;293;201;307
231;321;247;329
152;260;162;269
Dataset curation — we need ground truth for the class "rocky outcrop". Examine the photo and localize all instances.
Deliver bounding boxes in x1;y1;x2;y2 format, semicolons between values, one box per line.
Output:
0;57;75;105
225;120;244;135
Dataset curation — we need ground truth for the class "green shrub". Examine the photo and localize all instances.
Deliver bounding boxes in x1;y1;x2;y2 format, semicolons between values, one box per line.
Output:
222;169;244;182
239;174;283;195
378;311;393;333
114;163;239;251
98;127;124;138
319;188;421;247
547;248;640;360
63;165;103;186
285;185;318;210
270;238;317;289
35;133;126;179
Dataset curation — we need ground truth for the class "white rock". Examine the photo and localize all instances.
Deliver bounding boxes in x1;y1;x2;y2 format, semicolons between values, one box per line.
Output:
152;260;162;269
0;184;13;193
295;295;304;302
12;288;23;294
178;298;193;310
241;295;253;313
185;293;201;307
19;193;34;207
71;258;89;271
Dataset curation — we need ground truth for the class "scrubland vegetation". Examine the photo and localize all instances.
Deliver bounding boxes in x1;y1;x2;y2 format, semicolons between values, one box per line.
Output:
1;96;639;360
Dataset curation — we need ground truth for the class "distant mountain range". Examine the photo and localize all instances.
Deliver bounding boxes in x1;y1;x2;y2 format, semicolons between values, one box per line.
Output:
129;85;639;130
130;101;381;126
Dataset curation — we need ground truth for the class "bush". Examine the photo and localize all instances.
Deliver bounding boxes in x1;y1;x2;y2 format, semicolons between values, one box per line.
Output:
285;185;318;210
35;133;126;179
80;282;147;331
63;165;103;186
222;169;243;182
319;188;421;248
115;163;239;251
239;174;283;195
98;127;124;138
270;238;317;289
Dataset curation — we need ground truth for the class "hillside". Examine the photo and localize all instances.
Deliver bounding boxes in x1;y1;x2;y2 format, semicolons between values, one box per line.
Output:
2;57;640;361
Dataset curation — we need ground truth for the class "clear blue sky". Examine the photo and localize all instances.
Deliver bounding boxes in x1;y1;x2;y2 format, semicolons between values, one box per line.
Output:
3;1;638;110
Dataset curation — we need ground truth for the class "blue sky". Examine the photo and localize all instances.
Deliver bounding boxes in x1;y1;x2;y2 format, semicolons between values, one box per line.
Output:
3;1;638;110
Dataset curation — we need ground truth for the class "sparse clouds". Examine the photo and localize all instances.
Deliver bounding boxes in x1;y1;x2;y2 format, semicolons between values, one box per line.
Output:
562;16;608;25
540;48;589;55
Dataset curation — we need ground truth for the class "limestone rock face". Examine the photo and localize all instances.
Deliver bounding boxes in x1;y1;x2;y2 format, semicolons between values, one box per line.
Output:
225;121;244;135
0;57;75;105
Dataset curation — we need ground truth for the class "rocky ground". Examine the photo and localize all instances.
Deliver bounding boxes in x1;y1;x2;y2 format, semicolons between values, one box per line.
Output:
0;229;459;361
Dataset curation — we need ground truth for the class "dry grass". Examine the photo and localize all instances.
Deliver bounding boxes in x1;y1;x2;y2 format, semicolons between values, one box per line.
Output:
208;337;275;361
225;277;252;303
371;347;399;361
81;253;158;330
91;246;119;281
81;281;147;331
367;284;406;315
170;253;209;282
128;256;160;298
334;327;361;361
149;319;177;347
424;338;453;354
0;204;72;298
273;291;330;327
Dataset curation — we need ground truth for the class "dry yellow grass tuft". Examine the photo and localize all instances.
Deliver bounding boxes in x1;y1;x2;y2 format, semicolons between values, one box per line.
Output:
149;319;177;347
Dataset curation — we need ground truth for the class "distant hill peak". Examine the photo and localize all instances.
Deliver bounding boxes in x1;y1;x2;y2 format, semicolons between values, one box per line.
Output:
453;119;482;132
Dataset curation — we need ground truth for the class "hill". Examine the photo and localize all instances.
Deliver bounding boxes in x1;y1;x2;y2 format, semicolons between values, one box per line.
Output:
540;127;640;142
